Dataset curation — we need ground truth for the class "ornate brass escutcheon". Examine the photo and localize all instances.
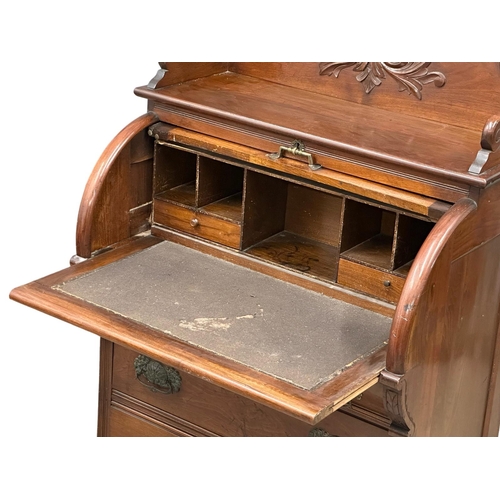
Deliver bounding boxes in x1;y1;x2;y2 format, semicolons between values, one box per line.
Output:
133;355;182;394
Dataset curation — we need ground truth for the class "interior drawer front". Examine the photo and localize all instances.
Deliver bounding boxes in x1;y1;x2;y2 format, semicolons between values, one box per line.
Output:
154;199;241;249
112;344;388;437
338;258;405;304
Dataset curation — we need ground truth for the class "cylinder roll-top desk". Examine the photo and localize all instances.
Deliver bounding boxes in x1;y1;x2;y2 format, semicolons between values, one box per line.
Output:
10;62;500;437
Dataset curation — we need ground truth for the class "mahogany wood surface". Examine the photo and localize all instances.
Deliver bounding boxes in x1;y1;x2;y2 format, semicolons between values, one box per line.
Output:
147;62;229;90
9;62;500;437
383;178;500;435
153;198;242;249
97;338;114;437
229;63;500;133
337;259;405;305
109;343;388;437
108;406;182;437
136;68;500;193
152;125;453;216
386;198;478;374
484;319;500;436
76;112;158;258
150;104;470;203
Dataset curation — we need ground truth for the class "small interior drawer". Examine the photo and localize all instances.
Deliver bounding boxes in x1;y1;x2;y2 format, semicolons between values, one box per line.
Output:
338;258;406;304
154;198;241;249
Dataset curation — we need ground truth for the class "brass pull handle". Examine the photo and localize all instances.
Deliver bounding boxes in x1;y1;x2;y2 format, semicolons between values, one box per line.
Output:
133;355;182;394
190;218;199;227
268;140;322;171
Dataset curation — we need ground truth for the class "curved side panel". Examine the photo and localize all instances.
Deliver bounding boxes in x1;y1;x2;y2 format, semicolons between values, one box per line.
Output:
76;112;159;258
386;198;477;375
382;183;500;435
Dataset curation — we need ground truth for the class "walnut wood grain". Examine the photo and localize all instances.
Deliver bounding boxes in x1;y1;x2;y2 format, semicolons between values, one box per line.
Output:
97;339;114;437
386;198;477;374
153;125;451;218
382;185;500;436
284;184;343;246
337;259;405;304
76;112;159;258
150;107;469;203
111;343;388;437
148;62;229;89
229;63;500;135
11;62;500;438
246;231;340;282
108;405;185;437
483;319;500;436
110;391;218;436
135;71;496;191
153;198;242;249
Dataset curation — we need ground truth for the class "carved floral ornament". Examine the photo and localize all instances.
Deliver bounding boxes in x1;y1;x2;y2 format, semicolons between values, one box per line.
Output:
319;62;447;100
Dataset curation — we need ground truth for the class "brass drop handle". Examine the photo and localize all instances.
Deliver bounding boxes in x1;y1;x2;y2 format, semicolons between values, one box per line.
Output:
133;355;182;394
267;140;322;171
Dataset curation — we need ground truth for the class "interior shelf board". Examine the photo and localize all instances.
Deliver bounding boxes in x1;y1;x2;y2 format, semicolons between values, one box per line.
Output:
393;260;413;278
201;192;243;223
155;181;197;206
341;234;394;271
245;231;339;282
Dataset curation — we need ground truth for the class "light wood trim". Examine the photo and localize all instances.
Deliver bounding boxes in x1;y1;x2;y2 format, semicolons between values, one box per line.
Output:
154;199;241;249
159;127;451;220
76;112;159;258
338;259;406;304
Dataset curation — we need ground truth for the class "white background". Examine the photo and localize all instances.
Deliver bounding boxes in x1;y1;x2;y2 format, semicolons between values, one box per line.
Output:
1;3;498;499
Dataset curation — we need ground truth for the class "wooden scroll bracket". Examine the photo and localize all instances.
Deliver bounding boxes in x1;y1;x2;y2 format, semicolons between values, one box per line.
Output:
469;115;500;175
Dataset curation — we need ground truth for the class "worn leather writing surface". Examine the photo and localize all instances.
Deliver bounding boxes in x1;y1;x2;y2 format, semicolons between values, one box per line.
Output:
57;241;391;389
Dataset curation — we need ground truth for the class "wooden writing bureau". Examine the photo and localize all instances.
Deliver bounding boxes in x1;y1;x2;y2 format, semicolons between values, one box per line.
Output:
10;63;500;437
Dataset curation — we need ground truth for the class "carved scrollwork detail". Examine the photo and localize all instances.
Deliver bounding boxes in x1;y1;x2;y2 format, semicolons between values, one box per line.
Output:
134;355;182;394
319;62;446;100
379;370;414;436
480;115;500;153
384;389;408;429
469;115;500;175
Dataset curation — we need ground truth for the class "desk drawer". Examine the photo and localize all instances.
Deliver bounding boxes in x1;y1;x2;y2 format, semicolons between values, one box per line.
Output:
338;258;405;304
111;344;388;437
154;198;241;249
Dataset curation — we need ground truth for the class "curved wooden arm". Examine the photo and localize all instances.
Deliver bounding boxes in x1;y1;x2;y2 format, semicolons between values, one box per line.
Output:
76;112;159;258
386;197;477;375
